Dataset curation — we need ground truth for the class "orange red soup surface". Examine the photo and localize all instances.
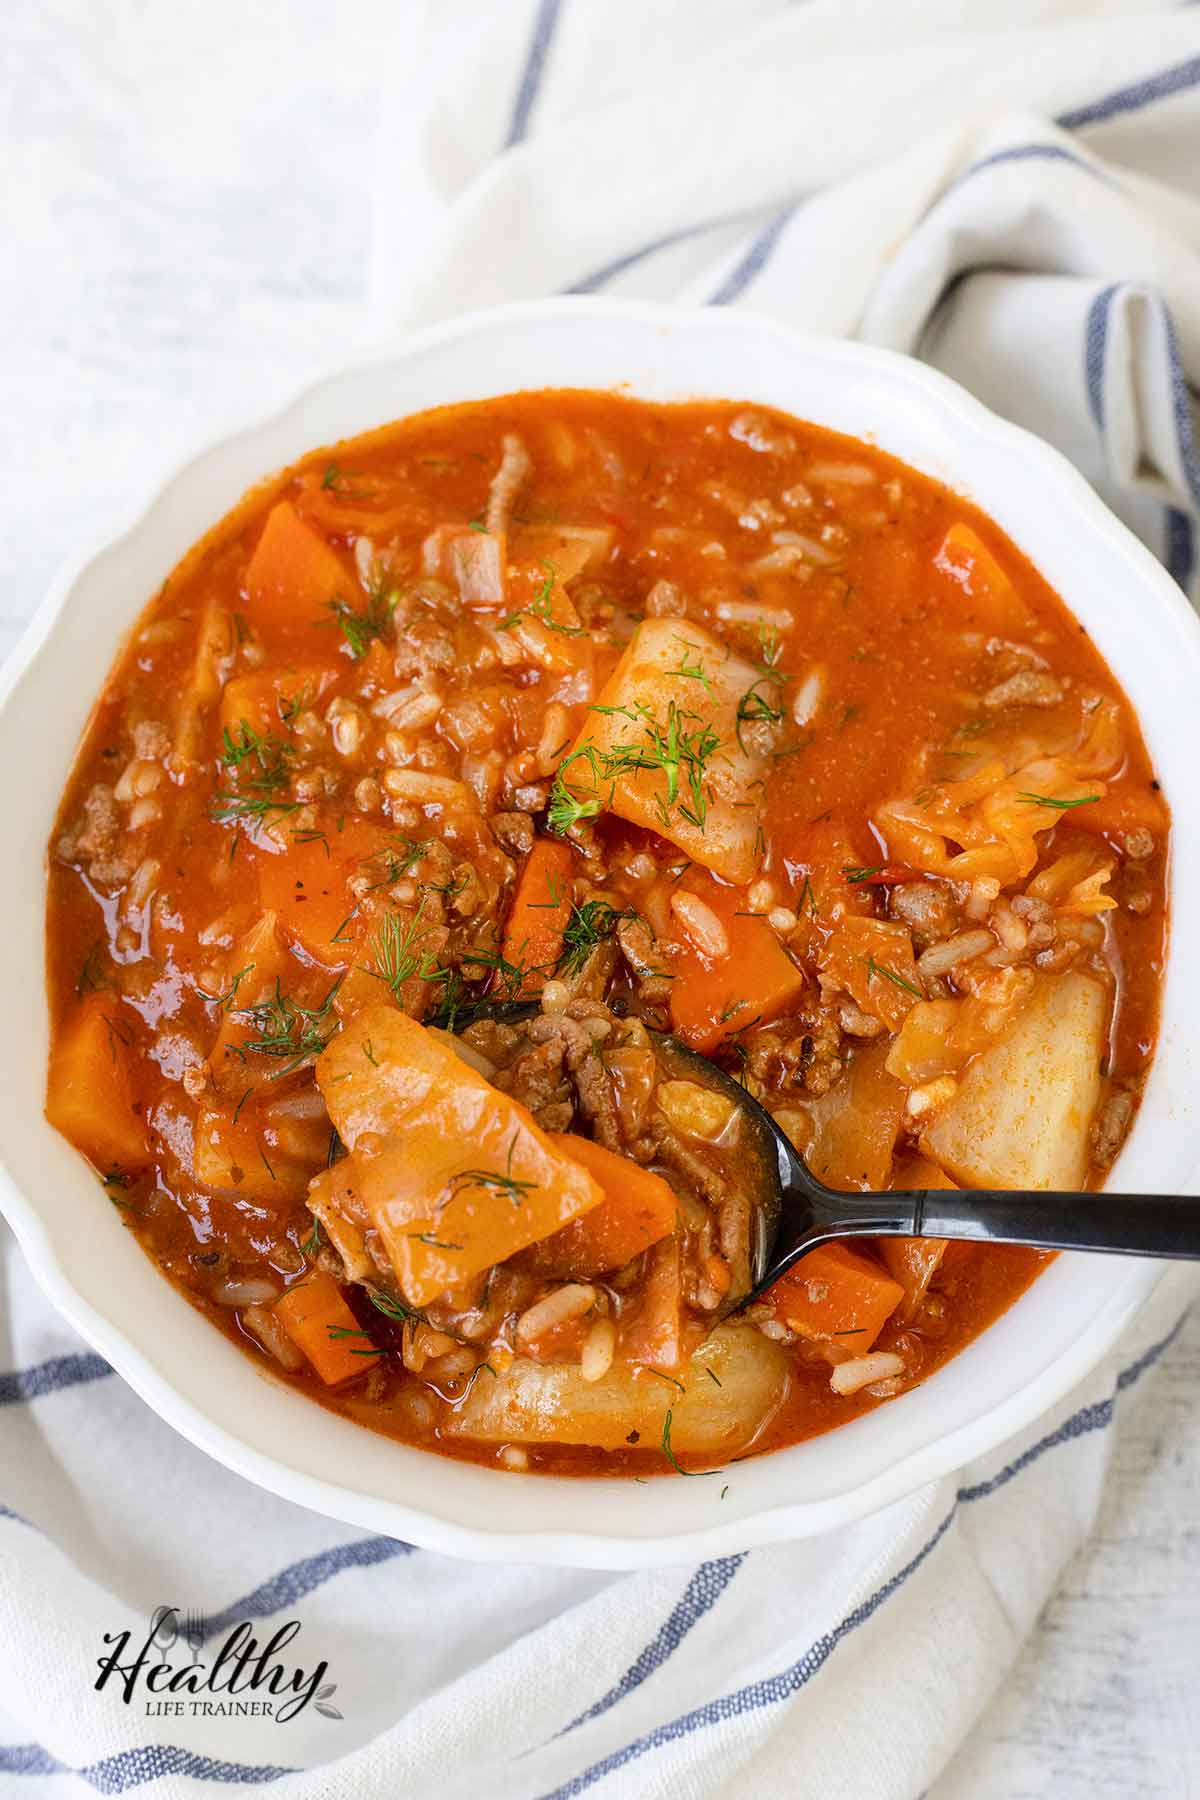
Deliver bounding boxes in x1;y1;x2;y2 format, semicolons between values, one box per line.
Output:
45;392;1168;1476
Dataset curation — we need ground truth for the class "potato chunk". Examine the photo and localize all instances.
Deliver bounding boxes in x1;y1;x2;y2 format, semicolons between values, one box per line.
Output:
554;619;780;883
921;972;1105;1189
445;1322;789;1456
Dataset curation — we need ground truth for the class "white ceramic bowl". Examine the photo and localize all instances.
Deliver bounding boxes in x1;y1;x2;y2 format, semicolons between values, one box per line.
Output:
3;299;1198;1569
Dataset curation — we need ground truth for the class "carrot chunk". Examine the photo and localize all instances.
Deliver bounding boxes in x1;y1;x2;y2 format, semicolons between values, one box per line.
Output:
316;1007;604;1306
668;876;806;1055
499;839;576;993
219;666;335;741
274;1272;380;1384
530;1135;678;1276
254;821;400;968
46;995;148;1174
243;501;349;631
763;1241;903;1351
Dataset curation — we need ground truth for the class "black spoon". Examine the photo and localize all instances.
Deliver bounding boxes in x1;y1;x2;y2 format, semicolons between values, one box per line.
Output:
458;1003;1199;1307
658;1035;1200;1305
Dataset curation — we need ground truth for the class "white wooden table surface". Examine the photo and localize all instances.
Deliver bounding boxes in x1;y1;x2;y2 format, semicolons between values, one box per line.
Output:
3;4;1197;1794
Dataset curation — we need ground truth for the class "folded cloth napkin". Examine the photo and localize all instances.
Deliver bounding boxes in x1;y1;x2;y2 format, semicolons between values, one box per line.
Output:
3;2;1200;1796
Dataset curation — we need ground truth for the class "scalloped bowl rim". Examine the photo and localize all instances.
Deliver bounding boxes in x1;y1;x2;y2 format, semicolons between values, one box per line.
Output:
1;298;1196;1568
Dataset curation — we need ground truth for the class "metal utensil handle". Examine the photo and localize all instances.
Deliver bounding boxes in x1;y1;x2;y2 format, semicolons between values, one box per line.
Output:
909;1187;1200;1258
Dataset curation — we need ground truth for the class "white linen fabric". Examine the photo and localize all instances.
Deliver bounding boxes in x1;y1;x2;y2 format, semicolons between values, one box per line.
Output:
2;2;1199;1796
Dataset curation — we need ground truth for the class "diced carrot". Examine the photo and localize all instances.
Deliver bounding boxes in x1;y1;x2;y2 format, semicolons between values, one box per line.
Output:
499;839;576;993
668;875;806;1055
1065;783;1169;845
243;501;350;631
530;1135;678;1276
316;1007;604;1307
274;1272;380;1385
934;522;1030;634
219;666;335;741
46;995;148;1174
253;820;397;968
763;1241;903;1350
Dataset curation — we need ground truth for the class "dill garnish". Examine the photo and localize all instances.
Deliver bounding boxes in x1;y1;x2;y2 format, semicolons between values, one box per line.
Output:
366;1287;424;1326
499;563;585;637
557;898;635;977
661;1407;714;1478
864;955;923;999
209;793;300;826
443;1131;537;1209
1016;791;1100;810
669;638;715;692
320;463;378;501
548;700;720;836
322;585;397;659
233;975;344;1077
196;963;253;1013
735;680;784;755
367;904;440;998
219;721;293;792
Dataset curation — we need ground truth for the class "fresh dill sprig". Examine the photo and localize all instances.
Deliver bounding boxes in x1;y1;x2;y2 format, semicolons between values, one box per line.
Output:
548;700;720;836
499;562;585;637
320;462;379;501
735;680;784;755
233;976;344;1077
209;793;301;826
443;1131;537;1210
1017;791;1100;810
219;720;294;792
864;955;923;999
661;1407;715;1478
322;585;397;659
669;637;715;693
557;898;634;977
367;904;440;997
196;962;254;1013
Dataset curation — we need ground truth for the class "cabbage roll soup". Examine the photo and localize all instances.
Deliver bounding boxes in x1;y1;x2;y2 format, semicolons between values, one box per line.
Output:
45;392;1168;1476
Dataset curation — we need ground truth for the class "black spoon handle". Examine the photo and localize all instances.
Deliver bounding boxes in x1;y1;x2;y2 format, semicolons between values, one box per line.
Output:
808;1187;1200;1260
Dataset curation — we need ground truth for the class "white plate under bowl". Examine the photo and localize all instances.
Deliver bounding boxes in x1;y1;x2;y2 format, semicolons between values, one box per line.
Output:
2;299;1197;1569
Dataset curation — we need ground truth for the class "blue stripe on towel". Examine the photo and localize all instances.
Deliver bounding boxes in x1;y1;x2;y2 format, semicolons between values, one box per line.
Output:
566;217;745;296
1084;282;1121;428
560;1556;745;1735
0;1353;113;1406
505;0;564;147
539;1312;1188;1797
0;1743;293;1790
960;143;1111;189
197;1534;414;1641
1166;509;1196;591
1057;53;1200;130
1159;302;1200;504
707;203;799;305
